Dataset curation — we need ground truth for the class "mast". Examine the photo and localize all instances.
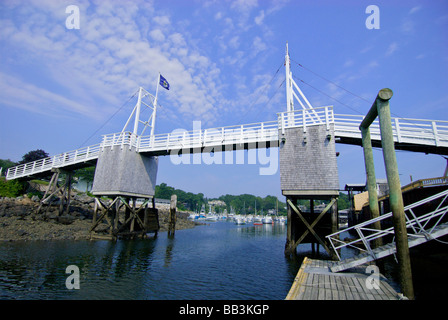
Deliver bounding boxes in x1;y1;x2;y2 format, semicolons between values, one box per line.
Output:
151;73;160;137
285;42;293;112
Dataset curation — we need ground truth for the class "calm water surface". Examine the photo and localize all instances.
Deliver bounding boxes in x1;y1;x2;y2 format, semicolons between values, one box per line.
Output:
0;222;305;300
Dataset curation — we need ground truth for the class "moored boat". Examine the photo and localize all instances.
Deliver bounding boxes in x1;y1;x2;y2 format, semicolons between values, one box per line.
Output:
262;216;273;224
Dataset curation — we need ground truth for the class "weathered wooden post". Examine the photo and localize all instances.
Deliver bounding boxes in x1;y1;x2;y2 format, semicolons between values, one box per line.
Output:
168;194;177;237
360;126;382;249
360;88;414;300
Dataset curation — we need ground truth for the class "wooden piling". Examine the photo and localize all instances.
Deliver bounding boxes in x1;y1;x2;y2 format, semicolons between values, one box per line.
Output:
36;169;73;216
285;197;337;256
361;127;383;249
90;195;159;240
168;194;177;237
359;88;414;299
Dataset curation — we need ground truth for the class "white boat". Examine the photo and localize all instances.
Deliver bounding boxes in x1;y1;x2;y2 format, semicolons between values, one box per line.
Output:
234;216;246;225
262;216;273;224
188;213;198;220
205;214;218;222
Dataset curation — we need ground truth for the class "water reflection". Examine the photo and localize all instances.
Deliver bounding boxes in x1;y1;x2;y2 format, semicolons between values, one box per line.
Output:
0;222;300;300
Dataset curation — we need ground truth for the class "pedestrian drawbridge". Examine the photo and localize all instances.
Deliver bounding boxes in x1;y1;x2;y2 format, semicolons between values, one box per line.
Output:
326;188;448;272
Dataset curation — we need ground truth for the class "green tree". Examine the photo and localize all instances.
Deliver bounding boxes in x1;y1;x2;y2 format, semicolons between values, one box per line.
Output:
74;166;96;192
337;192;350;210
19;149;49;164
0;159;17;176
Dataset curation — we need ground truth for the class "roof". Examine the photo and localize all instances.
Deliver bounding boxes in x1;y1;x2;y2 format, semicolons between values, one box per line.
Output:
344;183;366;191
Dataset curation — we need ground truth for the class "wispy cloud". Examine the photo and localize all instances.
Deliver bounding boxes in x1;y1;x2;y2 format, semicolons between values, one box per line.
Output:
0;0;229;127
385;42;399;56
409;6;422;15
0;72;101;120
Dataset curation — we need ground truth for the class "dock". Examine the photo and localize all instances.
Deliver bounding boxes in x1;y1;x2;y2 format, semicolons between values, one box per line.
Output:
285;257;404;300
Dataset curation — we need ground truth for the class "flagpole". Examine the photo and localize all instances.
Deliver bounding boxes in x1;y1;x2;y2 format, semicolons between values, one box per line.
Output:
155;72;160;105
151;73;160;137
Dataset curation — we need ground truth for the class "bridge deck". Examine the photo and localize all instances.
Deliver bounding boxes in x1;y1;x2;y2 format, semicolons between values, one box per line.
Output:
6;107;448;180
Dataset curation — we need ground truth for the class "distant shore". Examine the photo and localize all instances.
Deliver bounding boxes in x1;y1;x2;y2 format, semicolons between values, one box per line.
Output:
0;195;197;241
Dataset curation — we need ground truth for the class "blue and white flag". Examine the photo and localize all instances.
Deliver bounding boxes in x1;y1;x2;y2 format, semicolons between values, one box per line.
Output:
159;75;170;90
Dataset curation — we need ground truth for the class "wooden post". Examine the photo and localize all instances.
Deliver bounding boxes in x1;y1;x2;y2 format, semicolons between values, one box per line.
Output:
361;126;382;249
360;88;414;300
130;198;136;233
285;196;295;255
376;90;414;300
64;172;73;216
168;194;177;236
287;199;332;255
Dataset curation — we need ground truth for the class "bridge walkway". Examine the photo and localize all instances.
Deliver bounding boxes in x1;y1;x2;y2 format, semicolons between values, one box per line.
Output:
6;107;448;180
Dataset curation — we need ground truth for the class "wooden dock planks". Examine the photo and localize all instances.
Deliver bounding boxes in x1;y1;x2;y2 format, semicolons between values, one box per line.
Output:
286;257;403;300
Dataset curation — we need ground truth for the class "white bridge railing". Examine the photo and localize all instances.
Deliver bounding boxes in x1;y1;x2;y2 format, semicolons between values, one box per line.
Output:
334;113;448;148
138;120;280;153
6;144;101;180
6;106;448;180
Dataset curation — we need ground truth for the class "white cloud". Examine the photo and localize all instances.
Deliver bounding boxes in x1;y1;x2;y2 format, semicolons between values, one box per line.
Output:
153;15;170;26
252;36;267;56
0;72;101;119
401;20;414;33
385;42;398;56
230;0;258;14
228;36;240;49
0;0;229;127
409;6;421;15
149;29;165;42
343;59;354;68
214;11;222;20
255;10;265;25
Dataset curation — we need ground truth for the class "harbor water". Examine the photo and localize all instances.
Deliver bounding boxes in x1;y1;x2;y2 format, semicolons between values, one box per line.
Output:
0;221;304;300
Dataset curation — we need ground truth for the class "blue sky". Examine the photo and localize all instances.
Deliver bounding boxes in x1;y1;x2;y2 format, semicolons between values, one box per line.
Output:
1;0;447;200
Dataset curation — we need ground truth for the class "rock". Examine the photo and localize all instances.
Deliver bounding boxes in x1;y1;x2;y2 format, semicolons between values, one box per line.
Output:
45;211;59;220
57;215;75;225
31;195;40;202
74;194;95;204
17;229;28;236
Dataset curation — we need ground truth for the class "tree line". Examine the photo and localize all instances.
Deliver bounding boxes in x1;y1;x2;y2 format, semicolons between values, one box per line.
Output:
155;182;288;215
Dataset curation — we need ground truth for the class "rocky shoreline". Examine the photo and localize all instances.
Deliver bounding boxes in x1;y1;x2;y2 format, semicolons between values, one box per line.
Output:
0;195;198;241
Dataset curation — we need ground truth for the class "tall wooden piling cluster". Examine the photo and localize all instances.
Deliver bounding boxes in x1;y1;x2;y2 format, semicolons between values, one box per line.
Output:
359;88;414;300
90;196;159;240
36;168;73;216
285;197;338;255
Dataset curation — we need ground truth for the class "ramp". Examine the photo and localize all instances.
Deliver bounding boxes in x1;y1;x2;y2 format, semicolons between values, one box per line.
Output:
327;189;448;272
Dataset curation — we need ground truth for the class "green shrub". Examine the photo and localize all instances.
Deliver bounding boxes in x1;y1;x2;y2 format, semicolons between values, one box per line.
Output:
0;177;26;198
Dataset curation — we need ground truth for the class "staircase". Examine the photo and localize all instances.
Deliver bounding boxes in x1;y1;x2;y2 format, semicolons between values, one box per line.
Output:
327;189;448;272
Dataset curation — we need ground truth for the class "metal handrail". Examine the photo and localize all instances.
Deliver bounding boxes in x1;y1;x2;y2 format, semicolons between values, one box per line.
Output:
326;188;448;260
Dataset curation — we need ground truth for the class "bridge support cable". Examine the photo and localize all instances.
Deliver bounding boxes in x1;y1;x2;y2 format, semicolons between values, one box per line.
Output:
234;60;284;125
290;58;447;139
78;89;138;149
